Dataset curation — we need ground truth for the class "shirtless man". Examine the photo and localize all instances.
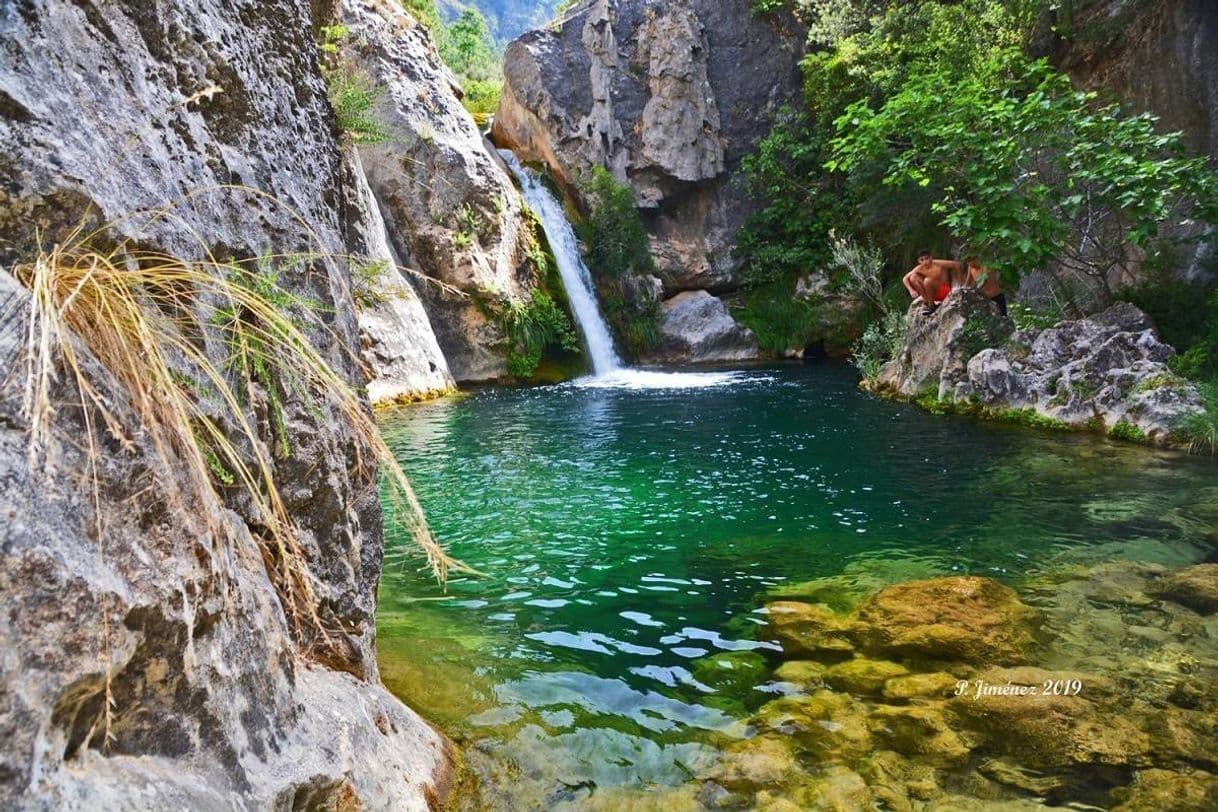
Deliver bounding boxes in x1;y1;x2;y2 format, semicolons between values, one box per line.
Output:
965;257;1008;316
903;251;963;314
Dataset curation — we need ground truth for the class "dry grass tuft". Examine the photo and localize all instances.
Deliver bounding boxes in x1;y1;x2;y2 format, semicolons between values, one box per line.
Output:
9;219;466;649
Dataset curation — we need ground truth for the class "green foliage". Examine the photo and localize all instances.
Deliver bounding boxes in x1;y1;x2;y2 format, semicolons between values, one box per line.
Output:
1176;381;1218;455
1108;420;1147;443
501;290;580;379
399;0;443;30
213;255;325;459
852;308;906;380
1121;265;1215;358
352;259;412;309
828;47;1218;297
1010;301;1063;332
736;111;844;287
599;280;663;360
991;408;1068;430
320;26;391;144
579;166;655;280
736;282;827;356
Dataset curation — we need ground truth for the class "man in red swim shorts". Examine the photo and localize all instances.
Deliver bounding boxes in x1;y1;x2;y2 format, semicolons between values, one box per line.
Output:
903;250;963;315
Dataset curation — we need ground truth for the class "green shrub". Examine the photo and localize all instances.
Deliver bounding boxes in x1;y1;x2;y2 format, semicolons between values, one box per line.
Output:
1176;381;1218;455
1109;420;1148;443
734;281;825;356
578;166;655;280
853;309;907;380
501;290;581;379
320;26;391;144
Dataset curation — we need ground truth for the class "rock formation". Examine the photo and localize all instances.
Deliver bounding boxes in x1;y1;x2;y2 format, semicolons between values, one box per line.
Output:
873;289;1205;444
347;148;457;404
646;290;759;364
343;0;538;382
0;0;452;807
493;0;805;295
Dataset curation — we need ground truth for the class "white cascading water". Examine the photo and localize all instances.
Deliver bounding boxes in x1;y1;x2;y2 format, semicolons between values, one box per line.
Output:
500;150;747;390
500;150;624;376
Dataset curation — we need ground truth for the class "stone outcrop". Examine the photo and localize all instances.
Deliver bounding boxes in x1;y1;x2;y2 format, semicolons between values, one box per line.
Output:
1;0;450;807
646;290;758;364
873;290;1206;444
342;0;536;382
347;148;456;404
493;0;805;294
875;289;1016;400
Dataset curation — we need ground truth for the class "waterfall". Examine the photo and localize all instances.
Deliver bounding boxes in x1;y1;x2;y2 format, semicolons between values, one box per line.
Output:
499;150;624;376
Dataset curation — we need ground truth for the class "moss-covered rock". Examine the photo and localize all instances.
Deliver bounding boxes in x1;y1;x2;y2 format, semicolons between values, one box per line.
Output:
854;577;1040;665
1151;564;1218;614
753;691;873;762
823;657;910;696
868;705;972;768
762;601;858;661
882;671;961;702
1111;768;1218;812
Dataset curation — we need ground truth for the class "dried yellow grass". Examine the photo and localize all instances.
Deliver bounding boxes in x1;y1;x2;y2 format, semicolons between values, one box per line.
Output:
10;218;467;647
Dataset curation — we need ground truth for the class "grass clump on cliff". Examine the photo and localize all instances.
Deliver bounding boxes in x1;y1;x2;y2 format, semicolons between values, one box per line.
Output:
501;290;580;379
11;223;462;641
321;25;391;144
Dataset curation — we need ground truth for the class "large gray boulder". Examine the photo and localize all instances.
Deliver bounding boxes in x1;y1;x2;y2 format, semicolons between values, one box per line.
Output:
493;0;805;293
0;0;450;808
965;303;1205;442
875;289;1015;400
342;0;534;382
873;289;1206;444
648;290;759;364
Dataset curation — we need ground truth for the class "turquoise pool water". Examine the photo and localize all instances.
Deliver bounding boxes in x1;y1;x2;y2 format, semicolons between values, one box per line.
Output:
376;364;1216;807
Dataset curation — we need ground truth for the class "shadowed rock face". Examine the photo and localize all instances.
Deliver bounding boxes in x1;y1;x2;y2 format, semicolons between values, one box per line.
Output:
493;0;805;294
0;0;450;808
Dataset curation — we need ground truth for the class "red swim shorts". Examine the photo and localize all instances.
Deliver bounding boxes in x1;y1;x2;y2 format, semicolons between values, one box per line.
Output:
934;283;951;303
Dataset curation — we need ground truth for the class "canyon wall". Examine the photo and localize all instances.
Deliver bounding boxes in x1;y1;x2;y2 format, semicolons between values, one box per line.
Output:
0;0;457;807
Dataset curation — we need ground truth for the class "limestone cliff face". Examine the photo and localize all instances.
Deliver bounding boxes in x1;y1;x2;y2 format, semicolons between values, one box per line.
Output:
1057;0;1218;161
0;0;450;808
343;0;536;382
493;0;805;294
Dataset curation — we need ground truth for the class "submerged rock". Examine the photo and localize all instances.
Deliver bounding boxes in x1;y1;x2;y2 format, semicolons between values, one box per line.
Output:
1111;768;1218;812
1151;563;1218;614
762;602;858;660
854;577;1040;666
647;290;759;364
823;658;910;697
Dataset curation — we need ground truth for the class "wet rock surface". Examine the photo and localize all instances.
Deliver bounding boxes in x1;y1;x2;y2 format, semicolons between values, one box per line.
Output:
493;0;805;293
690;563;1218;810
0;0;451;807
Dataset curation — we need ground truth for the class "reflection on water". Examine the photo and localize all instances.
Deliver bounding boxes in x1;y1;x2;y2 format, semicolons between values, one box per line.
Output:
377;364;1216;809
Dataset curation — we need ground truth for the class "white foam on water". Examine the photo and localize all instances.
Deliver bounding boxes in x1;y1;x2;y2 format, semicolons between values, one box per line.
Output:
569;369;767;390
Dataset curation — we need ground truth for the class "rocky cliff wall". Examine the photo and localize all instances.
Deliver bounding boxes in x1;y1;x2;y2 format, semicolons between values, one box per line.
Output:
344;0;538;382
0;0;451;807
492;0;805;295
1058;0;1218;162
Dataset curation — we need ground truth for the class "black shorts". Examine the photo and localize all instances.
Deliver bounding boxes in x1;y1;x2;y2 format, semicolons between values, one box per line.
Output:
990;293;1008;317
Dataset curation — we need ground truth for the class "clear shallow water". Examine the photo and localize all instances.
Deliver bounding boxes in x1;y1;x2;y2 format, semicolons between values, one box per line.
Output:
377;364;1217;808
